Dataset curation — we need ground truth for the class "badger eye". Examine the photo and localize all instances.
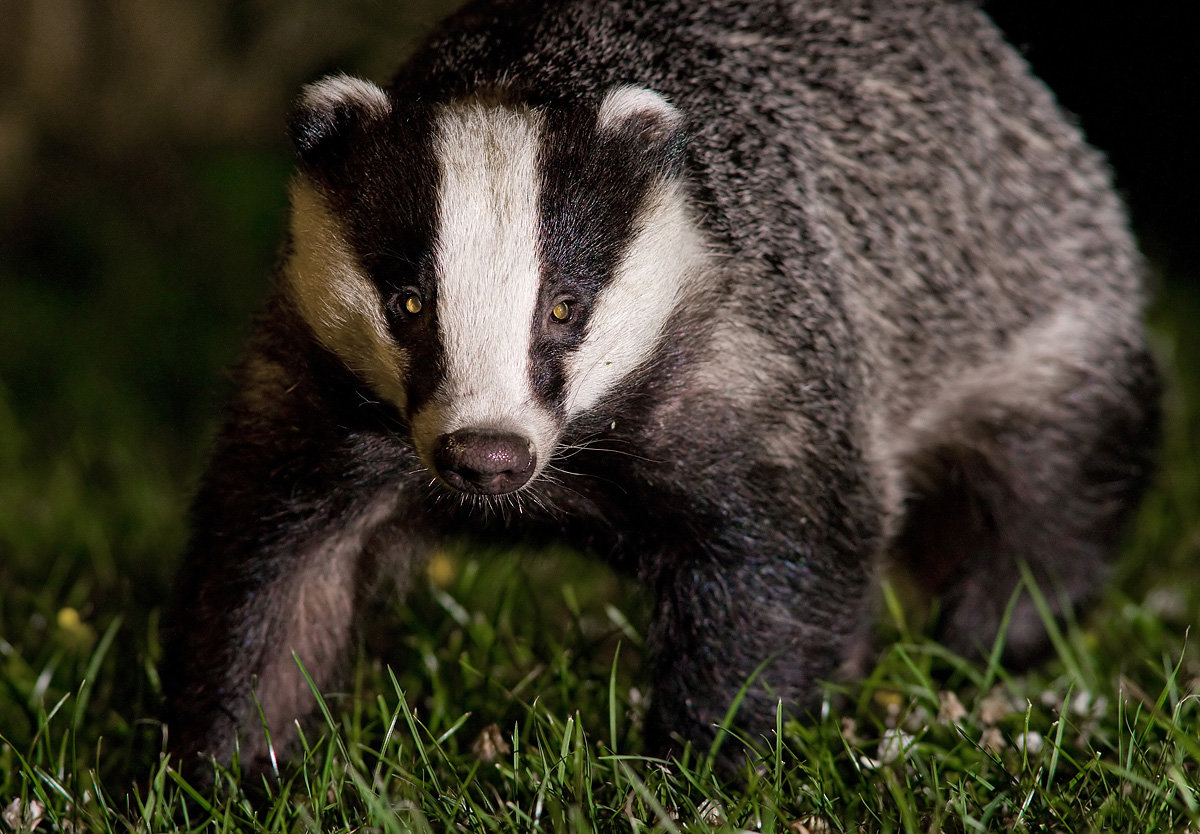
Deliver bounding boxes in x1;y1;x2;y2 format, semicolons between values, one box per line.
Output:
386;288;424;320
550;300;571;322
389;289;422;316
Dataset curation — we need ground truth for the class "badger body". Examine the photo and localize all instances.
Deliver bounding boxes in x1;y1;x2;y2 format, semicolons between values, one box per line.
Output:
164;0;1160;776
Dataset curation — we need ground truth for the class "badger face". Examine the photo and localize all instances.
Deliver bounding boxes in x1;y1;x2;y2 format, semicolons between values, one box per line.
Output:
284;76;707;498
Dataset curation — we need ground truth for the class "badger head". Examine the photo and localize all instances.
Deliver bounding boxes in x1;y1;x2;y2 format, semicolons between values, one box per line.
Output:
284;75;707;499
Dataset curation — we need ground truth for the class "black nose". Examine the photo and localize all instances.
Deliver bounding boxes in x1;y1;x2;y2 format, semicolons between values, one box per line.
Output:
432;430;536;495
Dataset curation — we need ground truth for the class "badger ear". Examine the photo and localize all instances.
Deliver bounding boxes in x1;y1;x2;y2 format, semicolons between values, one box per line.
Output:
288;74;392;167
596;86;688;173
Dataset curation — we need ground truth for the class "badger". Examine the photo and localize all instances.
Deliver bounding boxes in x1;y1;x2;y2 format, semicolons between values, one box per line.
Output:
163;0;1160;779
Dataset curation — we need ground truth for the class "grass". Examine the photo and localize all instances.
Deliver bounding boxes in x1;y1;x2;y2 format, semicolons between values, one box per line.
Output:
1;146;1198;830
3;542;1200;832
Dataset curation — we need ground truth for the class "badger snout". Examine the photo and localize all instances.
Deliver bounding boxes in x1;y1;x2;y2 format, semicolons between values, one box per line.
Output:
432;429;536;494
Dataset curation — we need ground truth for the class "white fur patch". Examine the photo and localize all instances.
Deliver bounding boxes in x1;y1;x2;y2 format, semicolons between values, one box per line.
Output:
411;102;559;468
565;178;709;415
597;85;682;133
285;178;408;408
872;301;1125;531
909;302;1117;434
297;74;391;120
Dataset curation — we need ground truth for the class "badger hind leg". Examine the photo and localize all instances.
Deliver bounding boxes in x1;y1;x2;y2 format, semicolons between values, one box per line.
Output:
893;309;1160;665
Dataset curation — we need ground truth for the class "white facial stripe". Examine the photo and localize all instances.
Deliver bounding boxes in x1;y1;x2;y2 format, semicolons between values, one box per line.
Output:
285;178;408;408
422;101;554;442
565;179;708;415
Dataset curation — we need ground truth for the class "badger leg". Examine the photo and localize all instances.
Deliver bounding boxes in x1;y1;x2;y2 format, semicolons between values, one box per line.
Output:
895;318;1160;664
164;493;408;782
162;336;422;783
640;495;879;765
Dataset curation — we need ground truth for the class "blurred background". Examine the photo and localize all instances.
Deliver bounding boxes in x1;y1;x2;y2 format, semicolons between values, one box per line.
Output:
0;0;1195;776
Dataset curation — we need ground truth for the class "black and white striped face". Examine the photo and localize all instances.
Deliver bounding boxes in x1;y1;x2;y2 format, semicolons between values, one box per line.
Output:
285;76;708;497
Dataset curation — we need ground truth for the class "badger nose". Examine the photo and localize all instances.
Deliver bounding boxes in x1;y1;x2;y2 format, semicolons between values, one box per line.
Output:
432;430;536;494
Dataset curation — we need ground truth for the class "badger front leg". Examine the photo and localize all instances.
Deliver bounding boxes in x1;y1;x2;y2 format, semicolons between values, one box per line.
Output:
164;489;407;781
162;334;422;782
641;503;878;765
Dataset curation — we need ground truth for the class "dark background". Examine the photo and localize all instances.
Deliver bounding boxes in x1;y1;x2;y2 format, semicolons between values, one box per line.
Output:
984;1;1197;278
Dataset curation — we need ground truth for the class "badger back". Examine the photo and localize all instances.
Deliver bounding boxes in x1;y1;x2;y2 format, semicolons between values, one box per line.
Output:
282;77;710;496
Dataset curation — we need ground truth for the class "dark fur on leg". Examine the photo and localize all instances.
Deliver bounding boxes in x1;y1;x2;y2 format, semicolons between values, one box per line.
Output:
161;303;430;783
896;333;1161;664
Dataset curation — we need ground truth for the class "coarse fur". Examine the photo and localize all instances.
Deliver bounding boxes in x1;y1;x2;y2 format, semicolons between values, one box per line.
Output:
162;0;1160;780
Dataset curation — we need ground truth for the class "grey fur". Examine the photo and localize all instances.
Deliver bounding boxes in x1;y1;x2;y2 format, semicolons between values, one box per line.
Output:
163;0;1159;780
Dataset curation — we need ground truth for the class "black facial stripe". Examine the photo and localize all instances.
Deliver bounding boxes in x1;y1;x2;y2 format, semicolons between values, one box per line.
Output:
394;285;444;422
341;112;439;289
531;107;666;406
311;105;447;422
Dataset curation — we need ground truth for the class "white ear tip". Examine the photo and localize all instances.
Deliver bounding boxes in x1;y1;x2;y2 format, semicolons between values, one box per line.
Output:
298;73;391;120
597;85;681;131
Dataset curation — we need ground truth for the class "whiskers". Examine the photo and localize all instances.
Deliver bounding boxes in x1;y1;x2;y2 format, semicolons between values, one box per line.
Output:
419;472;565;524
541;428;665;500
553;428;663;467
406;426;662;524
